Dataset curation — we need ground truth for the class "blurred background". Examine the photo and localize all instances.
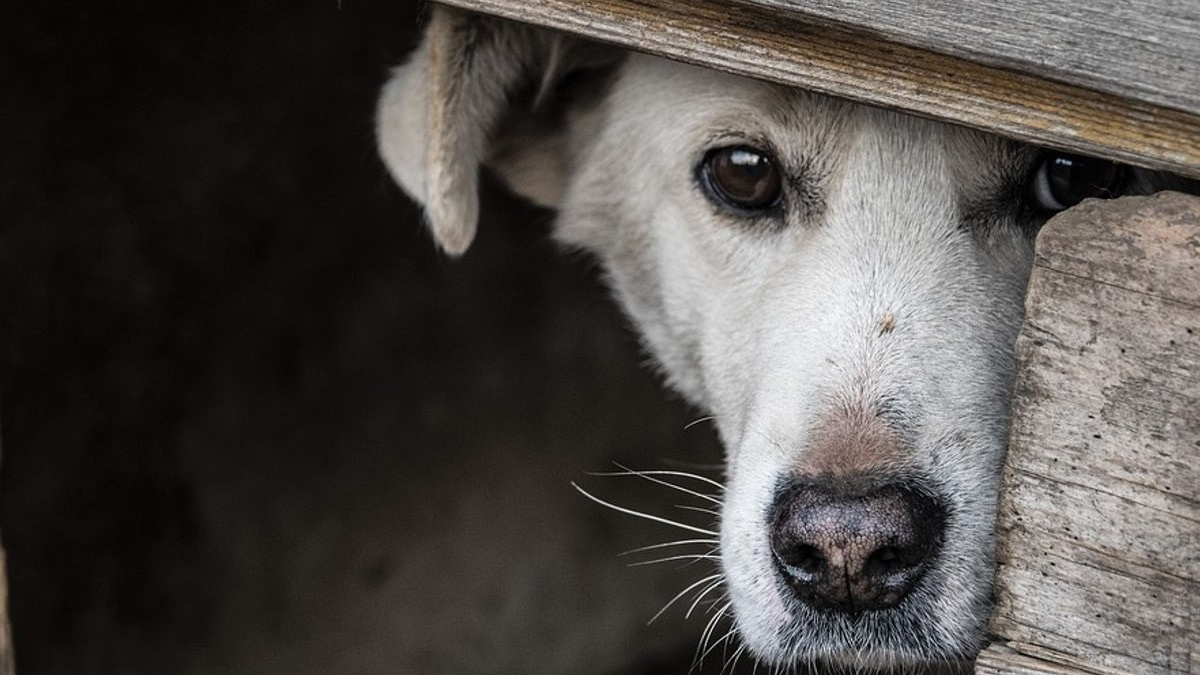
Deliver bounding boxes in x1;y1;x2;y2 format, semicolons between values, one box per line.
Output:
0;1;730;673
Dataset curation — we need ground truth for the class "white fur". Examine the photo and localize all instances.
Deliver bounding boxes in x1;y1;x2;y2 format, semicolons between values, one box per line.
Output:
554;58;1032;666
377;11;1070;670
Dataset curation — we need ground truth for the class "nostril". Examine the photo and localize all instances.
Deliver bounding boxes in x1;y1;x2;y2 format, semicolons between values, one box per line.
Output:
864;545;919;577
777;543;825;579
867;545;900;571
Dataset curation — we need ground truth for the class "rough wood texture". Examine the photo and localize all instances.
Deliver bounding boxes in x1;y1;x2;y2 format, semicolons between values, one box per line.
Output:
978;191;1200;675
976;643;1099;675
755;0;1200;114
441;0;1200;179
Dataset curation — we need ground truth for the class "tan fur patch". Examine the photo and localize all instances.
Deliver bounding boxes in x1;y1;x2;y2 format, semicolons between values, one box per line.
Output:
794;405;907;477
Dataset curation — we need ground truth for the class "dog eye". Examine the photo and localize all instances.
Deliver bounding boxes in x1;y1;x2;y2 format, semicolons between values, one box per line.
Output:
1029;153;1124;213
701;146;783;212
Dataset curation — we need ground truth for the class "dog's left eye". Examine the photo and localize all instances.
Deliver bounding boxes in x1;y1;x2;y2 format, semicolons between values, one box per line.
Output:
700;146;783;213
1029;152;1125;213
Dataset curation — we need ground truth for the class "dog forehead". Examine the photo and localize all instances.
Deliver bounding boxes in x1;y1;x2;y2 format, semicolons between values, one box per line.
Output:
615;55;780;114
610;55;1023;183
611;55;842;146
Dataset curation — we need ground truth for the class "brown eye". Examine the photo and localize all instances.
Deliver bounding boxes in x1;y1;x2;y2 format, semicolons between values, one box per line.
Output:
1030;153;1124;212
701;146;783;212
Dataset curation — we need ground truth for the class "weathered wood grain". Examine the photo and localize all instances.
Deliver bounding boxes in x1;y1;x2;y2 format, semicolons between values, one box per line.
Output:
979;191;1200;675
441;0;1200;178
754;0;1200;115
976;643;1099;675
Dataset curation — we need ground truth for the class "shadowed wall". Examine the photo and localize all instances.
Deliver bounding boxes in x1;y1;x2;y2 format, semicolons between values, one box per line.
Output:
0;2;727;673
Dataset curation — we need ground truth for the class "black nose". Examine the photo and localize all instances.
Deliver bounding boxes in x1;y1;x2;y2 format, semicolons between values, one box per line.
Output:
769;480;945;613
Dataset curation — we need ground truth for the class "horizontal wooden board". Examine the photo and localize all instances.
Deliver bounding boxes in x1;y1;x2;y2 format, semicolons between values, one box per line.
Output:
754;0;1200;116
441;0;1200;178
983;192;1200;675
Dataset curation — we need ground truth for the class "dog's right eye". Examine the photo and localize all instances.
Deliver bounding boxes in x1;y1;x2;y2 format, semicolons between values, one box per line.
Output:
1028;152;1125;213
700;146;783;213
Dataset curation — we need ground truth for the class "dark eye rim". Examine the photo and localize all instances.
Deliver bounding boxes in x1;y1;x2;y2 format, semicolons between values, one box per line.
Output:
1027;151;1128;214
697;144;786;217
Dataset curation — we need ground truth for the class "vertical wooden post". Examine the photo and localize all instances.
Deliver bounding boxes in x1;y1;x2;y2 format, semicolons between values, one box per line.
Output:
976;192;1200;675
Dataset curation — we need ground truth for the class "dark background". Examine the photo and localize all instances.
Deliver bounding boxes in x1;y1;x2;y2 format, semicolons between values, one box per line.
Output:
0;1;729;673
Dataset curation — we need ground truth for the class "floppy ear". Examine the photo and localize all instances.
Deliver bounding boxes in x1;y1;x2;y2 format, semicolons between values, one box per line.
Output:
376;5;619;256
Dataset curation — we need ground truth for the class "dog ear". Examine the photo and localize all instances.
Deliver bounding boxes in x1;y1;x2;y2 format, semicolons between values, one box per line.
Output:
376;6;620;256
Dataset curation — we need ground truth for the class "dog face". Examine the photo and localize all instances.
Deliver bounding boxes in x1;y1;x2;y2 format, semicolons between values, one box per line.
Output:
377;9;1168;671
559;56;1035;668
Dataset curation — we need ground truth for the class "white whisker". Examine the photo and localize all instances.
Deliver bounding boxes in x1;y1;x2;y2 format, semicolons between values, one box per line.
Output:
571;482;717;536
685;577;725;618
722;642;748;675
609;462;725;491
661;458;725;472
700;624;737;663
649;572;724;625
628;553;719;568
589;464;725;501
695;599;732;669
619;538;719;556
676;504;721;516
706;593;731;615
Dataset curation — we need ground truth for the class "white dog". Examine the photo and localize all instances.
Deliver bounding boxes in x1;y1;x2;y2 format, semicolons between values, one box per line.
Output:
376;7;1182;672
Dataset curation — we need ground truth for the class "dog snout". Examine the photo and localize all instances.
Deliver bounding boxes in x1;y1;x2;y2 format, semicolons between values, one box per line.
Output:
769;480;945;613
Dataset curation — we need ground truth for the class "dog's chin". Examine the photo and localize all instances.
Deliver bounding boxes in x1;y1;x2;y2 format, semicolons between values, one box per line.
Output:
773;648;971;675
738;610;978;675
790;651;972;675
728;562;983;675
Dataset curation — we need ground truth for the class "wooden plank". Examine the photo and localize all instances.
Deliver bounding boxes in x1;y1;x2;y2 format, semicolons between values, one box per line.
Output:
753;0;1200;115
441;0;1200;178
980;191;1200;675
